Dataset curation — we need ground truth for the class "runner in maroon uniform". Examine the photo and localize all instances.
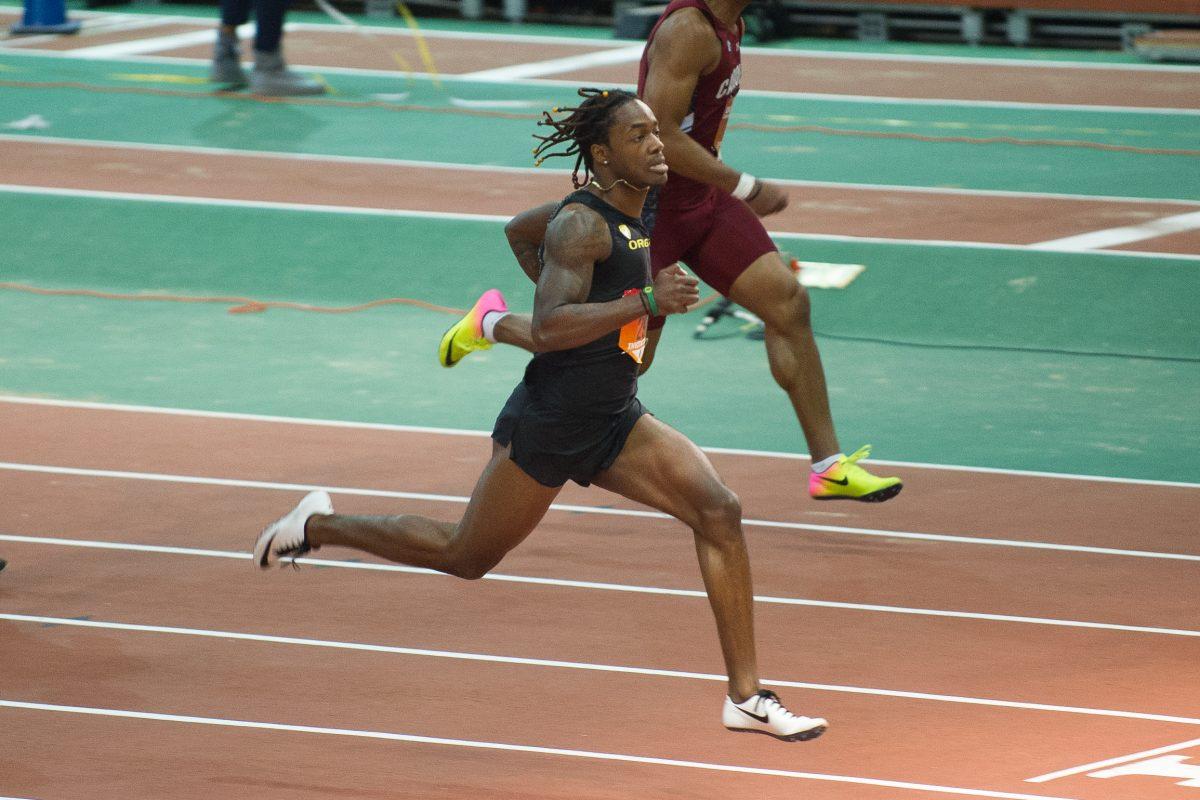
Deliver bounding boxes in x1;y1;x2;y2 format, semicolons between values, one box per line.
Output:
440;1;902;503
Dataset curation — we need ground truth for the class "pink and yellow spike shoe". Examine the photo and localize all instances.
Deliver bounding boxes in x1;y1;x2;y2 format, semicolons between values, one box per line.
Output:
809;445;903;502
438;289;507;367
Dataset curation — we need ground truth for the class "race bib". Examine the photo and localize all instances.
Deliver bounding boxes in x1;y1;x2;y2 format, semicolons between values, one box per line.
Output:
619;288;648;364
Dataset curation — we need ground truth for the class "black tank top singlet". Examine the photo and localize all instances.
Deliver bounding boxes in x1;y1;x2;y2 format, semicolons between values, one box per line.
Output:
524;190;652;416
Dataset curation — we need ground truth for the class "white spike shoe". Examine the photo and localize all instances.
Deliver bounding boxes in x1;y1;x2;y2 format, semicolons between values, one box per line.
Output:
723;690;827;741
253;490;333;568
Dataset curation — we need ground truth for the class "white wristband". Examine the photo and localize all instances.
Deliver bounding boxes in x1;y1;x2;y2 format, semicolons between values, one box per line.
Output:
731;172;757;200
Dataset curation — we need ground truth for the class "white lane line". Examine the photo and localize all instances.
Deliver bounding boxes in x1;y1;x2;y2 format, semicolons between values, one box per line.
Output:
5;133;1199;206
1033;210;1200;250
0;699;1080;800
0;183;509;222
4;46;1196;115
740;46;1200;73
462;44;644;81
67;29;222;59
2;461;1198;561
488;74;1200;116
3;533;1198;638
767;229;1200;263
4;183;1200;264
3;395;1200;489
4;612;1197;727
1026;737;1200;783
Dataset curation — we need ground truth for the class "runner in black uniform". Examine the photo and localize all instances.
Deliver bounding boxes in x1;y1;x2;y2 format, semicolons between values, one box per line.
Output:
441;0;901;505
492;189;654;488
254;89;827;740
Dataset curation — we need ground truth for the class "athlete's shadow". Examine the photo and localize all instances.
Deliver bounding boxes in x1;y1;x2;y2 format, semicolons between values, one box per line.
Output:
193;95;326;151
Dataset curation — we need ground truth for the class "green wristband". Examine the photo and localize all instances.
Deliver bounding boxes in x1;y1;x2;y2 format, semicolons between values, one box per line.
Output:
642;285;659;316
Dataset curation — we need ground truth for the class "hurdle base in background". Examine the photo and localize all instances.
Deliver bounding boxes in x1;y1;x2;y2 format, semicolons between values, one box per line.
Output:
10;0;81;35
1132;29;1200;62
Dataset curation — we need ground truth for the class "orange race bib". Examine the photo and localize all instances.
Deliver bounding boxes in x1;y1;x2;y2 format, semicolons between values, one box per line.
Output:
619;288;648;364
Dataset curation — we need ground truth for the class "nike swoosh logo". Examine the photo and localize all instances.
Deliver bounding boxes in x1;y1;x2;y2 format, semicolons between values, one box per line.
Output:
737;706;769;724
818;475;849;486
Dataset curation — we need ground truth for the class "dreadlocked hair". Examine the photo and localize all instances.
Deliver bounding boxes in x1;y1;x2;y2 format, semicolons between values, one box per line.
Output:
532;88;640;188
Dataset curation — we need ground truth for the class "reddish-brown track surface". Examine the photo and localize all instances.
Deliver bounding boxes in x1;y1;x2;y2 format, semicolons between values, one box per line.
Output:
2;401;1198;800
4;21;202;50
8;21;1200;111
3;139;1199;255
111;29;1200;109
5;22;1200;257
559;52;1200;108
3;19;1200;800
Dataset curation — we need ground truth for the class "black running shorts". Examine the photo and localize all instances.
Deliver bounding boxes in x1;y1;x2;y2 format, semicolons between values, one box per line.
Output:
491;381;648;488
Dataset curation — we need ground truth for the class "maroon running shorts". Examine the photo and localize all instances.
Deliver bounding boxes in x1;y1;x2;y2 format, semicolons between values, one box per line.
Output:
648;188;778;329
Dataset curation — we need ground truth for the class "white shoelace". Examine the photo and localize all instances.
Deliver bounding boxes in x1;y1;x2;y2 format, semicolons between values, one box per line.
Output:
749;690;797;721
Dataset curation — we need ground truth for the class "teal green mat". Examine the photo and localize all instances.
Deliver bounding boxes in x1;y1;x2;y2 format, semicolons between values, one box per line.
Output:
2;191;1197;481
2;52;1197;198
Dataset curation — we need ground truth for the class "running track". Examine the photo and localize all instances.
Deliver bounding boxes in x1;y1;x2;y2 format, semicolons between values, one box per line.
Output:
2;10;1199;800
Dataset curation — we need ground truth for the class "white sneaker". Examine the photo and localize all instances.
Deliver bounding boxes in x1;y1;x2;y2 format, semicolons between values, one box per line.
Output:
253;490;333;569
723;690;827;741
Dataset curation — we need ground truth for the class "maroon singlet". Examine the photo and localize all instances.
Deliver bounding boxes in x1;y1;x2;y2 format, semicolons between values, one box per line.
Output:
637;0;744;209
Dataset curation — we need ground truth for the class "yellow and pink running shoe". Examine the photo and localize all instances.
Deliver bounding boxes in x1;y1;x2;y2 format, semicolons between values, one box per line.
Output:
438;289;507;367
809;445;903;502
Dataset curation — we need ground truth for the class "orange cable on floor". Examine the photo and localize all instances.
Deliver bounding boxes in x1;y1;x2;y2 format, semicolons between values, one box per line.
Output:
0;282;724;316
0;282;466;316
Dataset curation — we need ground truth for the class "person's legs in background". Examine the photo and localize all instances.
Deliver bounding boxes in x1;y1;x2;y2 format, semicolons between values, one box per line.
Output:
210;0;326;96
211;0;251;86
249;0;326;96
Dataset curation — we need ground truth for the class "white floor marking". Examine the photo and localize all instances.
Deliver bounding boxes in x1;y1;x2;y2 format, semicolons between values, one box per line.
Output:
1026;737;1200;783
1033;209;1200;250
3;183;1198;263
4;133;1199;206
3;612;1197;726
462;44;643;81
0;183;509;222
1089;755;1200;787
2;395;1197;489
2;533;1198;637
767;229;1200;262
67;29;218;59
0;699;1082;799
509;74;1200;116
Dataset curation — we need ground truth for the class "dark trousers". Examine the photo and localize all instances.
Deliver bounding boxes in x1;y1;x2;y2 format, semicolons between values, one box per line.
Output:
221;0;288;53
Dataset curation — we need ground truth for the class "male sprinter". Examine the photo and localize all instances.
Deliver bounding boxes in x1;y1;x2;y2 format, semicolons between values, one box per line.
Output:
440;0;901;504
258;89;827;740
